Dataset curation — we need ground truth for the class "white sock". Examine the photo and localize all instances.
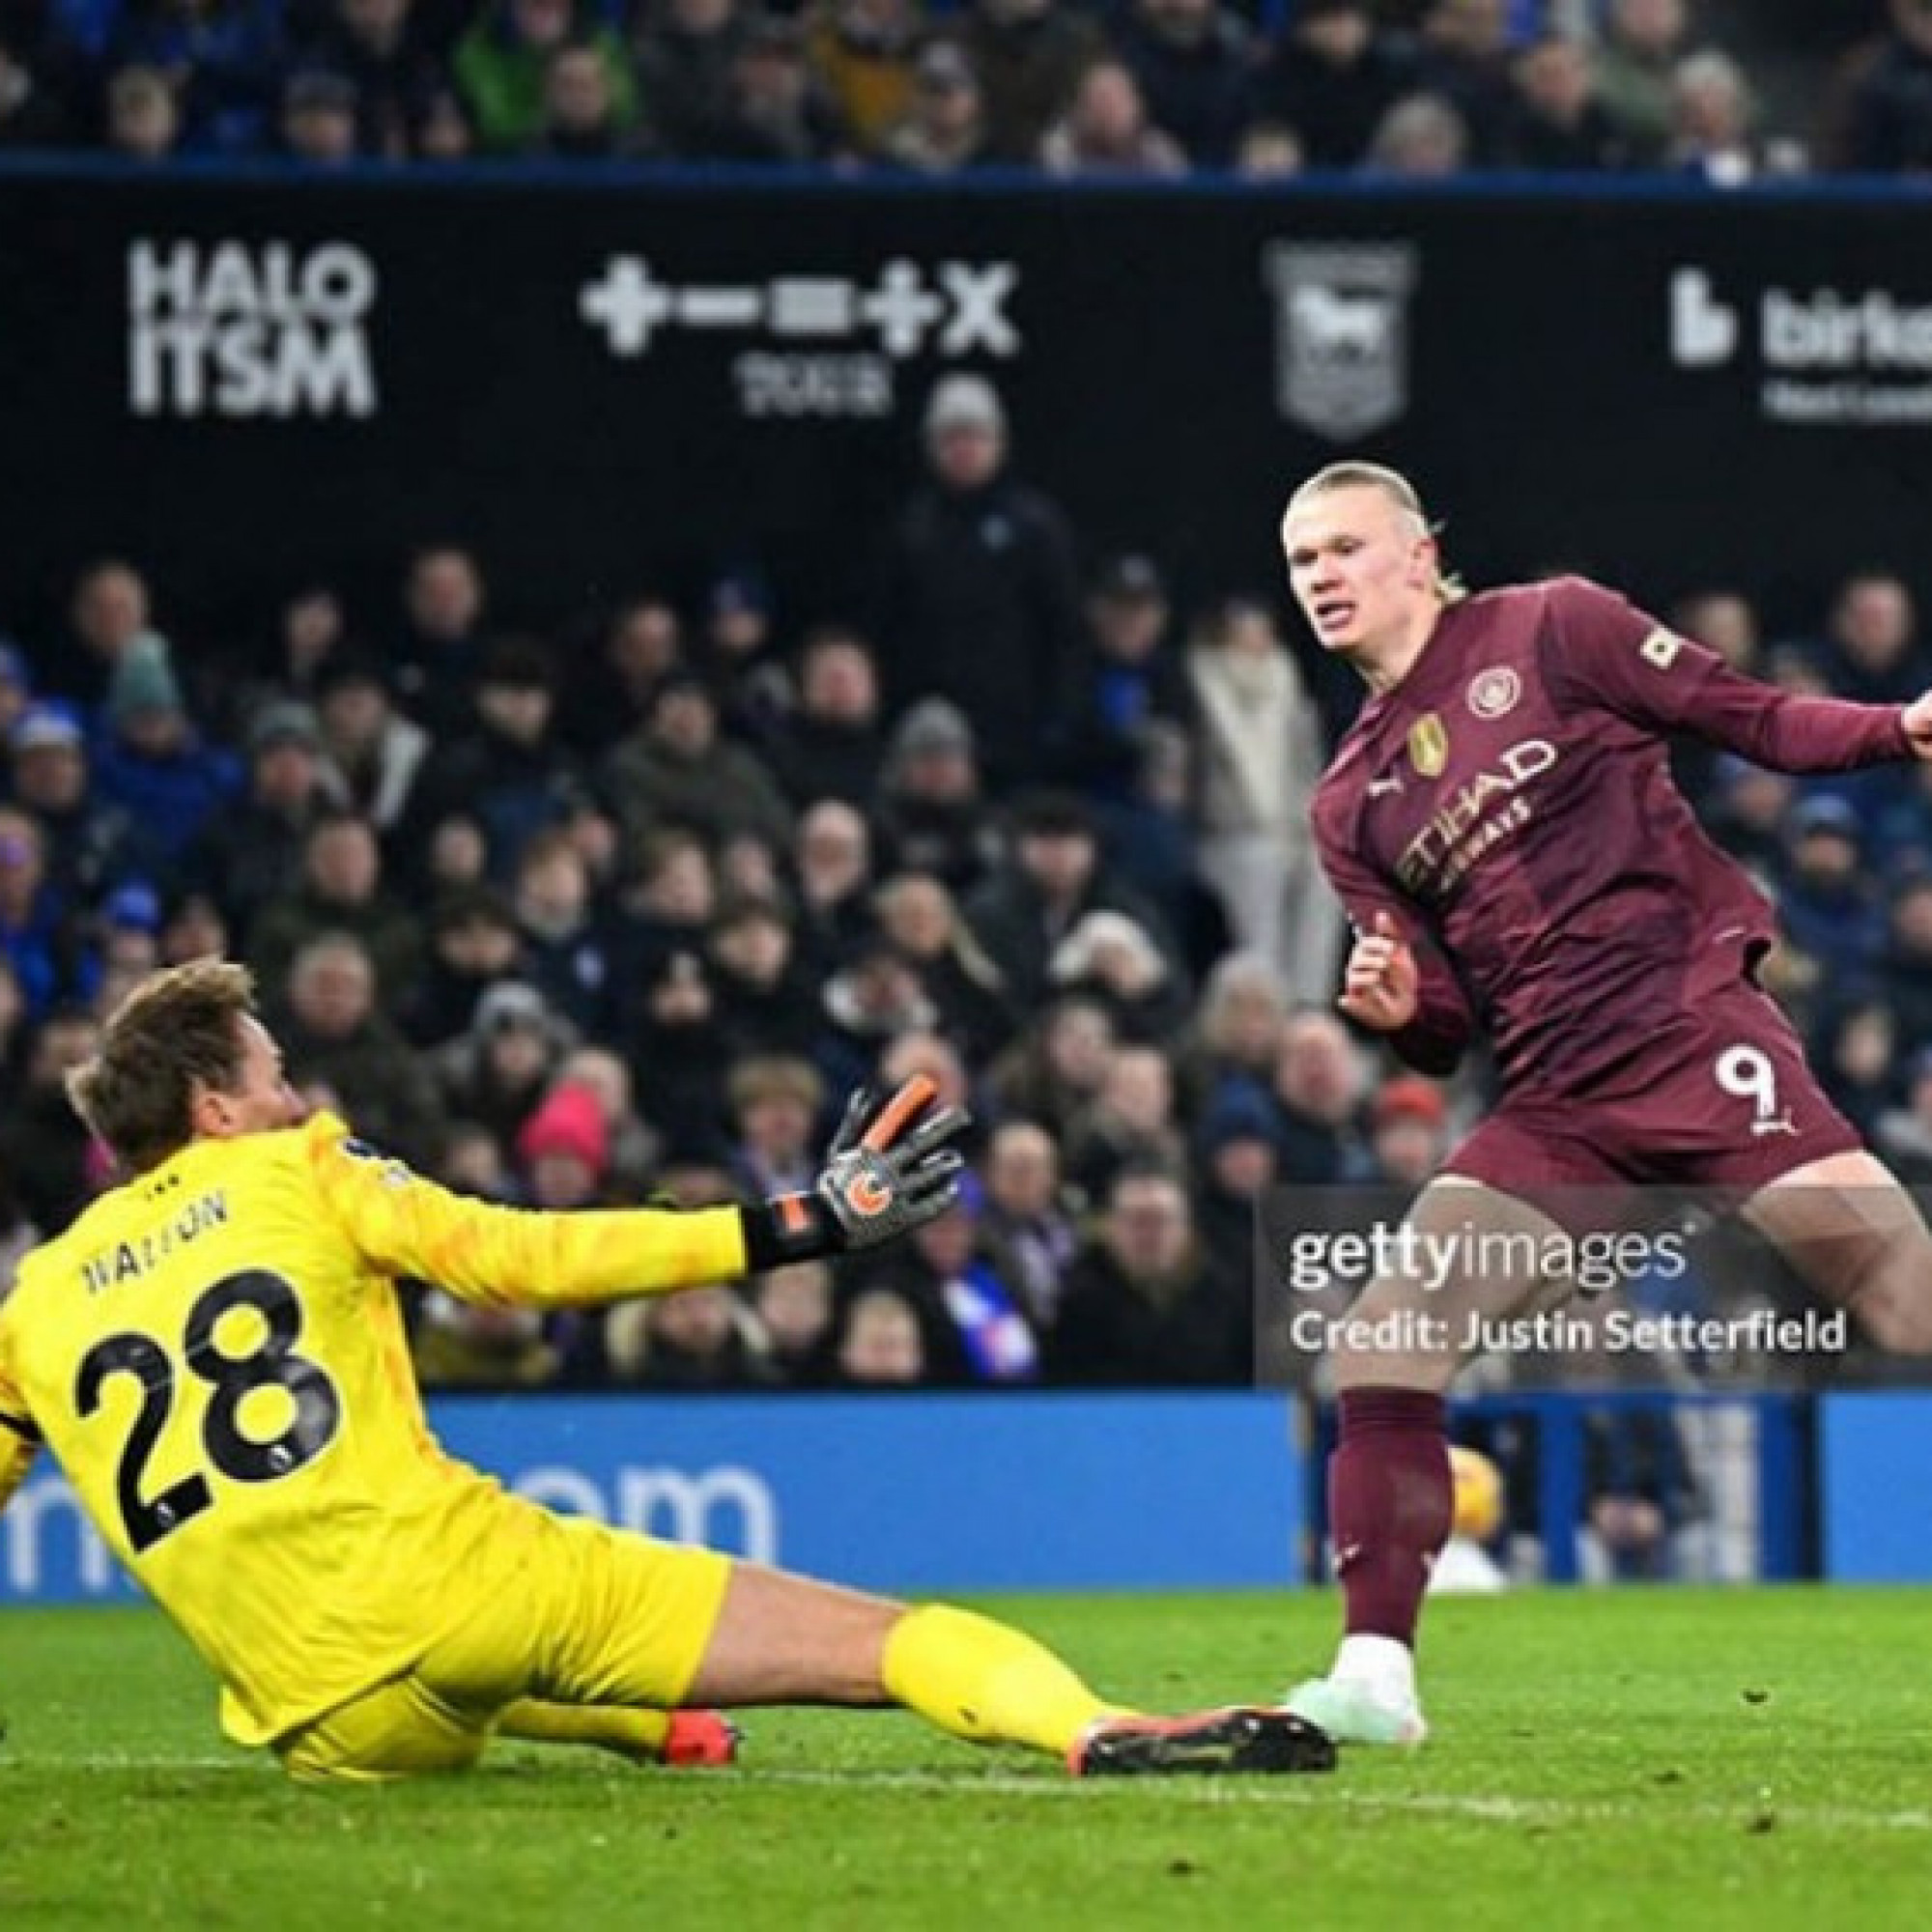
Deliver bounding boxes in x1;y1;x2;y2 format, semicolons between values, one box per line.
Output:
1332;1634;1417;1702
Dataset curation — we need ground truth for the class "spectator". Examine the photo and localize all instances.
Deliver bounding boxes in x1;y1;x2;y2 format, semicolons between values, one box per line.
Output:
401;882;526;1046
278;67;363;161
792;798;875;964
633;0;744;156
987;991;1115;1139
1045;904;1186;1040
625;945;731;1153
530;33;640;155
1268;1009;1369;1183
613;825;717;978
0;1007;102;1233
1837;0;1932;175
766;626;886;808
92;635;242;872
391;543;488;735
1250;0;1416;170
749;1259;838;1383
247;810;423;1003
960;0;1103;162
1411;0;1513;159
1039;55;1185;176
709;893;821;1058
1881;873;1932;1046
0;644;30;746
0;23;70;147
314;654;429;835
724;1051;823;1196
601;672;795;855
1592;0;1689;165
1704;754;1792;875
890;1199;1037;1381
414;1288;560;1386
1233;117;1302;176
1677;587;1760;673
966;789;1178;1010
605;1284;775;1387
456;0;634;151
300;0;443;157
557;596;684;756
557;1042;661;1194
1877;1046;1932;1185
1498;31;1631;171
0;807;94;1019
1186;595;1340;1007
1669;48;1766;185
51;559;156;716
1113;0;1252;169
1816;999;1899;1142
1367;1074;1451;1190
802;0;920;157
508;825;612;1034
514;1076;611;1205
1363;88;1469;174
1816;570;1923;705
1775;797;1886;997
1177;949;1287;1122
879;36;989;171
874;699;999;895
407;635;583;880
91;882;166;1019
109;0;282;153
271;931;445;1164
977;1119;1079;1327
8;702;140;910
436;975;574;1149
1056;553;1189;806
186;701;331;936
873;374;1087;792
833;1284;929;1385
157;888;231;967
410;76;475;154
817;929;941;1094
103;62;181;157
696;566;791;737
873;869;1016;1062
1051;1165;1243;1384
1065;1042;1185;1203
1194;1082;1278;1306
691;14;841;162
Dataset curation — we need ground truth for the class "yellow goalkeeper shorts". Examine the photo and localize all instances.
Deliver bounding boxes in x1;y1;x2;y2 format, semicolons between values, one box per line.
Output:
277;1495;733;1784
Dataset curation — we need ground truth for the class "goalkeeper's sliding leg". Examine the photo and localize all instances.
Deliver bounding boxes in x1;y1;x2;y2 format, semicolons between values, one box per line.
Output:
681;1562;1332;1777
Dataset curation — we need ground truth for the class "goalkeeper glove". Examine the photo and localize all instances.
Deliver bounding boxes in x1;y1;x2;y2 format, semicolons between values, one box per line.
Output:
742;1074;969;1267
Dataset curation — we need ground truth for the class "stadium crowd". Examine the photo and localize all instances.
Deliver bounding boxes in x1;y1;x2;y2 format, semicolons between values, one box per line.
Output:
1;0;1930;179
1;370;1929;1405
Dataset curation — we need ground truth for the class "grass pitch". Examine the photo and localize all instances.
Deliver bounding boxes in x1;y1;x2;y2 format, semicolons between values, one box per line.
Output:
5;1587;1932;1929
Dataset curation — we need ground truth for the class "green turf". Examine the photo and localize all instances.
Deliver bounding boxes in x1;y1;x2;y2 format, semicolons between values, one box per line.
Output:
5;1588;1932;1929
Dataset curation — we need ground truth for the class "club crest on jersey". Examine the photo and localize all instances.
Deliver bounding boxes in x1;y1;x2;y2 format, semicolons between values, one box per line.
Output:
1466;668;1521;720
1408;713;1449;779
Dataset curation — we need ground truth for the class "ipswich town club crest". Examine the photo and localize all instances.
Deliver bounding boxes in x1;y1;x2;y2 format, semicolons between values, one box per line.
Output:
1264;242;1419;440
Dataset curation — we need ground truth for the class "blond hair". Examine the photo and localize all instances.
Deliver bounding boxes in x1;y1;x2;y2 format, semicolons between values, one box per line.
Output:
1284;461;1466;604
68;960;257;1173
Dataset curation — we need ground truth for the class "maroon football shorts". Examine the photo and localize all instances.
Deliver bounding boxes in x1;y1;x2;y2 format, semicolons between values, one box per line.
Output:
1444;980;1861;1198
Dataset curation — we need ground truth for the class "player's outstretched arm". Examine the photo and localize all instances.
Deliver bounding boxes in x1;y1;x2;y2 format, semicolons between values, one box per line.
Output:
310;1077;967;1309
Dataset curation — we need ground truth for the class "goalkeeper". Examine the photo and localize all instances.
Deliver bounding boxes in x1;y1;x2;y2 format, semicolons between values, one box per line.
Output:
0;962;1329;1783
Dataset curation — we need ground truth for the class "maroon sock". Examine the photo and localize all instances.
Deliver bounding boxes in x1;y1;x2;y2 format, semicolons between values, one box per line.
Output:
1329;1387;1452;1649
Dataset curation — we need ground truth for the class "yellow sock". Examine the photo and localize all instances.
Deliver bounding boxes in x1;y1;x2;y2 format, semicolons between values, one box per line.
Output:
879;1605;1133;1758
497;1699;672;1764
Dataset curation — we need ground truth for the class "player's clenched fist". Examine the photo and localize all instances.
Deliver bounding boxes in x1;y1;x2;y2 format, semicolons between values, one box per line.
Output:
1338;912;1420;1033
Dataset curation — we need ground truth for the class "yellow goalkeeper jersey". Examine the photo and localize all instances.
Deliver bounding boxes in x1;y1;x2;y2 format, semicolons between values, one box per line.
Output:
0;1112;746;1746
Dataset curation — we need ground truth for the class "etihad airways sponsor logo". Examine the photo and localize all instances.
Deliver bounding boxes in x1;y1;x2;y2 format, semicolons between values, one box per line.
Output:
1395;738;1556;895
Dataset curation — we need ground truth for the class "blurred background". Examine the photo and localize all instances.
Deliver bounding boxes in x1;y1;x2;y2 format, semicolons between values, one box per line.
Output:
5;0;1932;1602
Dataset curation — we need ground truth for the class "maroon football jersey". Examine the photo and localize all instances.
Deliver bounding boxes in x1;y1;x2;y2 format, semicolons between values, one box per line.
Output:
1311;577;1910;1100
